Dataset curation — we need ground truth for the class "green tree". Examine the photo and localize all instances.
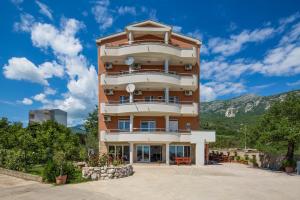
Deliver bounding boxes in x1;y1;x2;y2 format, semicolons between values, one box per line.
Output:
84;106;98;152
251;93;300;162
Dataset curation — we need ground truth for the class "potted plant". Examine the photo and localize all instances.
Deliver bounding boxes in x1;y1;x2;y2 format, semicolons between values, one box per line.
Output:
54;151;67;185
282;159;296;173
249;156;258;168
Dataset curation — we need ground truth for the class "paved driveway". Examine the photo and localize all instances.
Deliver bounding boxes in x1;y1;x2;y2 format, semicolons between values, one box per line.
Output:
1;163;300;200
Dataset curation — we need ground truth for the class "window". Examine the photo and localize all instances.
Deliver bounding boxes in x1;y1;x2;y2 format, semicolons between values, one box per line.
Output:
185;122;191;131
169;120;178;132
169;96;179;103
118;119;130;131
169;145;191;162
108;145;130;162
141;121;156;132
120;96;129;104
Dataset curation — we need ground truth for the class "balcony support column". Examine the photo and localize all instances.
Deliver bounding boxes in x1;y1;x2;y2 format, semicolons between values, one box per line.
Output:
128;31;133;44
129;92;133;103
130;114;134;132
165;87;169;103
165;115;169;132
164;32;169;44
129;142;134;164
164;59;169;73
166;143;170;165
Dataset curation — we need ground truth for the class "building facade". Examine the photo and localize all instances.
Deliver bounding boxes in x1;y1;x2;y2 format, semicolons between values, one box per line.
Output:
29;109;67;126
97;20;215;165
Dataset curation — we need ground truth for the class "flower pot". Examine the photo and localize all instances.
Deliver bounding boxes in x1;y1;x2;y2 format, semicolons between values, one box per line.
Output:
56;175;67;185
285;166;294;173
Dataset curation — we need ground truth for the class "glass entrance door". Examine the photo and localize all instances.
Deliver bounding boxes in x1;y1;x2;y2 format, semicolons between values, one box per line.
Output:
136;145;150;162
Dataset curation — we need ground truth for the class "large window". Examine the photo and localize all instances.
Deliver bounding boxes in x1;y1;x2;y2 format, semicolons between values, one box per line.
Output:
140;121;156;132
118;119;130;132
108;145;130;162
169;145;191;162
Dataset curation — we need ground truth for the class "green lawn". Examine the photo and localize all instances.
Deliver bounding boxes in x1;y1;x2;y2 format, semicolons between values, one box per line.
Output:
27;164;44;176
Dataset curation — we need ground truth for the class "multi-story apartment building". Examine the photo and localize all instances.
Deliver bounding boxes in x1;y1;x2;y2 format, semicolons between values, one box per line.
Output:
97;20;215;165
29;109;67;126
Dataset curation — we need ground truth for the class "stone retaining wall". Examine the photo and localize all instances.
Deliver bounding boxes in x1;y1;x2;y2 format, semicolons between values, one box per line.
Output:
0;167;43;182
82;165;133;180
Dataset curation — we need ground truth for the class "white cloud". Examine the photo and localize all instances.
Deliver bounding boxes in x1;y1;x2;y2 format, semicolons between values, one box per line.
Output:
33;93;47;102
44;87;56;95
200;82;246;102
201;58;251;82
173;25;182;33
3;57;64;85
22;98;33;105
208;27;275;56
14;13;35;32
91;0;113;30
35;1;53;20
117;6;136;15
31;19;83;56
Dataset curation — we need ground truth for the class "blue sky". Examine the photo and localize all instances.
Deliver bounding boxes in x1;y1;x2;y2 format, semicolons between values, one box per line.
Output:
1;0;300;126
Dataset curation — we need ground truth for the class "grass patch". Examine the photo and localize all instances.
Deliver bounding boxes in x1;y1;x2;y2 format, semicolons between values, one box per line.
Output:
27;164;44;176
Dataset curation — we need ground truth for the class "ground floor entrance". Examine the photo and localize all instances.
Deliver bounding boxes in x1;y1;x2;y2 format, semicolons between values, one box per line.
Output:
136;145;162;163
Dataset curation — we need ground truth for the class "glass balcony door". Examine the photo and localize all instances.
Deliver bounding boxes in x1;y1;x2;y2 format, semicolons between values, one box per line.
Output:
140;121;156;132
136;145;150;162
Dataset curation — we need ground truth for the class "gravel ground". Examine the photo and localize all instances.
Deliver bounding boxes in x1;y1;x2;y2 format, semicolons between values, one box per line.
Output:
1;163;300;200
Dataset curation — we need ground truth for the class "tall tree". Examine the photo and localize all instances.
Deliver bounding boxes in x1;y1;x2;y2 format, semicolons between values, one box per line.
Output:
84;106;99;152
252;93;300;161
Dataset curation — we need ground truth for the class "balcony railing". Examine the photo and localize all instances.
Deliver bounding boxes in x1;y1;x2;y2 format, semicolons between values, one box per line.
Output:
106;99;193;105
105;40;181;48
104;69;193;77
106;128;191;134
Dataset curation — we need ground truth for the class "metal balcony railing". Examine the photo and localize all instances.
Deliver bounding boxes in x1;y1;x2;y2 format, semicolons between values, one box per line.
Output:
105;99;194;105
104;69;194;77
106;128;191;134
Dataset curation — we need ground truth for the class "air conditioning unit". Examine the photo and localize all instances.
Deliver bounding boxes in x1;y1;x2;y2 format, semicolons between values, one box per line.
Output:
184;90;193;96
104;115;111;122
105;62;113;69
104;89;114;95
184;64;193;71
133;63;141;70
134;90;142;95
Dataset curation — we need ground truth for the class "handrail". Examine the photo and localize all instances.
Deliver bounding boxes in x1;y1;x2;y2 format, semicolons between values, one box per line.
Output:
107;128;191;133
103;69;194;77
105;40;193;50
105;99;194;105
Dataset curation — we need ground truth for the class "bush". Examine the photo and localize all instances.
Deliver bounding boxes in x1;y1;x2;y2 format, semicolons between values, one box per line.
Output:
112;158;123;166
42;160;58;182
4;150;26;171
79;146;88;161
282;159;296;168
42;160;77;183
88;154;99;167
99;153;109;167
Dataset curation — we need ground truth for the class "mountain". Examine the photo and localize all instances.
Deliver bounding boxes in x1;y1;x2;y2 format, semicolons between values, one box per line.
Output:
200;89;300;148
69;124;86;134
200;89;300;130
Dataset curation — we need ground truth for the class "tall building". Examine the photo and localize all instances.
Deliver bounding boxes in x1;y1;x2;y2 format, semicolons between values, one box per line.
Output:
29;109;67;126
97;20;215;165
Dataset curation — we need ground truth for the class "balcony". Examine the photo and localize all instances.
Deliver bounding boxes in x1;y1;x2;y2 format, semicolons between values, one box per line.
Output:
99;41;197;65
100;100;198;116
100;129;216;143
100;70;198;91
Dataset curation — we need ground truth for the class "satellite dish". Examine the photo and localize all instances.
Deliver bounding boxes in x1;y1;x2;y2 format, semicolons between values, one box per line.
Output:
126;84;135;93
125;57;135;65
